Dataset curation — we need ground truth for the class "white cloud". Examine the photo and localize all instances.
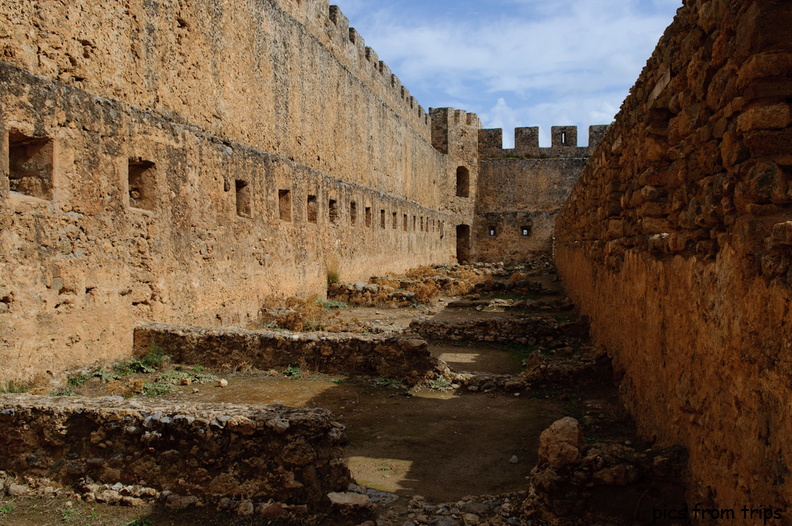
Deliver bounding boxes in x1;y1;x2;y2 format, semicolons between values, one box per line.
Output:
331;0;681;140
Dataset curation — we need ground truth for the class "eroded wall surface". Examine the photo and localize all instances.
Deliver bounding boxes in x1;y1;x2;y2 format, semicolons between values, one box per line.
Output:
475;126;605;262
0;0;474;380
555;0;792;510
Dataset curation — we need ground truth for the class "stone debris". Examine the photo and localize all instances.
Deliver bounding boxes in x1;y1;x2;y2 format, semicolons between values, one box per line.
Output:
524;419;687;525
537;417;584;469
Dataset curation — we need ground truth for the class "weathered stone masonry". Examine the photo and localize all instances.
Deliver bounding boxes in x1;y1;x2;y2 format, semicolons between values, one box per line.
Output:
0;0;482;380
475;125;606;262
0;394;350;508
555;0;792;512
0;0;595;382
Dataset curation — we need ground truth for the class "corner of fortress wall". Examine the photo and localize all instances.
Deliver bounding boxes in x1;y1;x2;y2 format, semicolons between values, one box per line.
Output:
472;126;606;262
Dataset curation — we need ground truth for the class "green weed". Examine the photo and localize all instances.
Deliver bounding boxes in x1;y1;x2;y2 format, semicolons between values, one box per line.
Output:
373;377;404;390
50;388;77;397
0;380;30;394
428;376;453;392
283;365;301;379
67;373;91;389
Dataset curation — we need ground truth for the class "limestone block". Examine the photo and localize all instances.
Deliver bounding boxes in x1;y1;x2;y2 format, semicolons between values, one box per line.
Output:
538;417;584;469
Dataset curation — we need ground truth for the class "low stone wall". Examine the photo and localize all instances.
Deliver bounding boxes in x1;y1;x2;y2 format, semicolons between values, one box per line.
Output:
408;316;587;344
134;324;442;384
0;394;350;510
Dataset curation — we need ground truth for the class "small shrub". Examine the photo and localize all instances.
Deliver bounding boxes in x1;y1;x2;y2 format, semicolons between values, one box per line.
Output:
143;381;172;397
0;380;30;393
67;373;91;389
326;269;340;286
428;376;453;392
140;344;167;370
283;365;301;378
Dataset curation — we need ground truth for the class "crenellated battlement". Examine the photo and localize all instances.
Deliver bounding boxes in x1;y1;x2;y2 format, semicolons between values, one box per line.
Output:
479;125;609;159
324;3;430;133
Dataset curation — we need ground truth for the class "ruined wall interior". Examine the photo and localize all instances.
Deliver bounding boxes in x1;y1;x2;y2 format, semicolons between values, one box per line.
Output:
475;125;606;263
555;0;792;511
0;0;479;380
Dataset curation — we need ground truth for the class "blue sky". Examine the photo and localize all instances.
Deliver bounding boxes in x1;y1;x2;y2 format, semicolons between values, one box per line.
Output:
330;0;682;147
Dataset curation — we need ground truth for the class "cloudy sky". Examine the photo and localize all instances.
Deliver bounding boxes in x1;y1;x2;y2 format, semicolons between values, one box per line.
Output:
330;0;682;147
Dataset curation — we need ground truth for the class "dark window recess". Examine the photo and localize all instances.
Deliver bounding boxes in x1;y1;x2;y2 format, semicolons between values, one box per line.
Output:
128;159;156;211
235;180;251;218
488;226;497;237
403;214;408;231
456;166;470;198
521;225;531;236
350;201;357;225
413;216;417;231
307;195;318;223
9;132;54;200
392;211;398;229
329;199;338;223
380;209;386;228
365;207;372;227
456;224;470;263
278;189;292;221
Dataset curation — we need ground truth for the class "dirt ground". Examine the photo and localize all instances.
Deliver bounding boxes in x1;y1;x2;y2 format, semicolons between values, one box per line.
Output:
0;264;637;525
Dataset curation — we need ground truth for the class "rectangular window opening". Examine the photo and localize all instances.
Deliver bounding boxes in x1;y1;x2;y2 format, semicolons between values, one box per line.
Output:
412;215;417;231
488;226;497;237
521;225;531;236
403;214;408;232
380;209;386;229
456;166;470;198
9;131;54;200
235;179;251;218
365;206;372;227
350;201;357;225
307;195;318;223
329;199;338;224
392;211;398;229
278;189;292;221
128;159;156;211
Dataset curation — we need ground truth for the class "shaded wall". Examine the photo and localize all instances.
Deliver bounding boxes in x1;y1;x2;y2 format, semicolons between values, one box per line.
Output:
555;0;792;510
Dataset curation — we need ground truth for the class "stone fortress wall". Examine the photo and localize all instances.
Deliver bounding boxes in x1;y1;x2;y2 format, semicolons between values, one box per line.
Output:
0;0;483;380
0;0;590;381
475;125;607;262
555;0;792;512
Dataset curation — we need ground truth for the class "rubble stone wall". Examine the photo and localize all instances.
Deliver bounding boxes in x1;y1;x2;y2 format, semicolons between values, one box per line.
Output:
0;394;350;508
555;0;792;510
134;324;441;384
